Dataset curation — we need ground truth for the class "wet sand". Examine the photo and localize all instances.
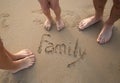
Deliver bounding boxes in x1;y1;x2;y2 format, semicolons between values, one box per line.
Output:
0;0;120;83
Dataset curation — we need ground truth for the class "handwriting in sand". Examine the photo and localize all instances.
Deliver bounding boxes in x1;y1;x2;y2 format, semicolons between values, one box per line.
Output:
0;13;10;28
38;34;87;68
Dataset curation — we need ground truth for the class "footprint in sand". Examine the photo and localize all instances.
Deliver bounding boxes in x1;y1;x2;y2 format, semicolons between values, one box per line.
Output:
33;18;43;26
32;9;44;26
0;13;10;19
0;13;10;28
1;19;9;28
67;49;86;68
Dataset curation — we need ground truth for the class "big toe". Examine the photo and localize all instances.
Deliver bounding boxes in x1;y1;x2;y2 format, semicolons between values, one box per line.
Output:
28;55;35;62
44;21;52;31
79;21;86;30
97;34;108;44
44;24;51;31
97;35;103;43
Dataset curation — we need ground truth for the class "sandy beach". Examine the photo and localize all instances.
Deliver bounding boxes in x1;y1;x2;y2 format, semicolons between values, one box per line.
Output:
0;0;120;83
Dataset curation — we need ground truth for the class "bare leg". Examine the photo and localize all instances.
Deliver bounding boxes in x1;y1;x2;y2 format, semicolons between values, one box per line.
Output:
38;0;53;31
79;0;107;30
5;49;33;60
0;39;35;73
97;0;120;44
50;0;65;31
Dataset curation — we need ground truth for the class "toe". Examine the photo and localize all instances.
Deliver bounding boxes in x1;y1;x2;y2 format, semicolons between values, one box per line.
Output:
28;55;35;62
98;36;105;44
24;49;33;55
79;21;84;28
100;38;105;44
56;19;65;31
97;35;102;43
44;20;52;31
79;21;88;30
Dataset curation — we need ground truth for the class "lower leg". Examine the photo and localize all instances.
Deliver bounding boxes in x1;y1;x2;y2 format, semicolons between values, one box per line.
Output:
105;0;120;25
42;8;52;22
38;0;53;30
97;0;120;44
38;0;52;20
79;0;107;30
0;39;16;70
93;0;107;18
51;0;64;31
5;49;33;61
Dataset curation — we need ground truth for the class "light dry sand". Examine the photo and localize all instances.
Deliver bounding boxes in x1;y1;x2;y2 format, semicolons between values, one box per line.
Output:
0;0;120;83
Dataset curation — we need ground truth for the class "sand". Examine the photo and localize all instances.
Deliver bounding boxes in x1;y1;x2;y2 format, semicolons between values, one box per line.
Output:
0;0;120;83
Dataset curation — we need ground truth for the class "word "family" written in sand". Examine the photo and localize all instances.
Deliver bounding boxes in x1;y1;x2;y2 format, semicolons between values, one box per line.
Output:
38;34;87;67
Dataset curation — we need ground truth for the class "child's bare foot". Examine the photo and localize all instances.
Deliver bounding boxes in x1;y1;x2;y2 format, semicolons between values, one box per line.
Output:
6;49;33;60
79;16;102;30
44;19;52;31
97;24;113;44
10;55;35;73
56;19;65;31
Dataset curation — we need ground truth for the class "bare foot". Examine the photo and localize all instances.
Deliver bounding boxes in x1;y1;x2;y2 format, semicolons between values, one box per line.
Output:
79;16;102;30
6;49;33;60
44;19;52;31
56;19;65;31
97;24;113;44
10;55;35;73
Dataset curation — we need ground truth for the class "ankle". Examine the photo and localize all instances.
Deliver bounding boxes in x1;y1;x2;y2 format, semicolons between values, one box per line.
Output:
94;13;103;20
103;22;114;30
105;19;114;26
94;15;102;20
56;16;61;21
46;17;53;22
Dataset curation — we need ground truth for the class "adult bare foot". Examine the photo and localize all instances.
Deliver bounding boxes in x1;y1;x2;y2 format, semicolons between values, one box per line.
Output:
56;19;65;31
79;16;102;30
44;19;52;31
10;55;35;73
5;49;33;61
97;24;113;44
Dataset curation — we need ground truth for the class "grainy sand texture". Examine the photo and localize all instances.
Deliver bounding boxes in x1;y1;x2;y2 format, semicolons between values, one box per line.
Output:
0;0;120;83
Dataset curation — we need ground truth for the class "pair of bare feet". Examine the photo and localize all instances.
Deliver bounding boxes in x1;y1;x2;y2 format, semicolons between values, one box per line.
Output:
44;18;65;31
79;16;113;44
6;49;35;73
